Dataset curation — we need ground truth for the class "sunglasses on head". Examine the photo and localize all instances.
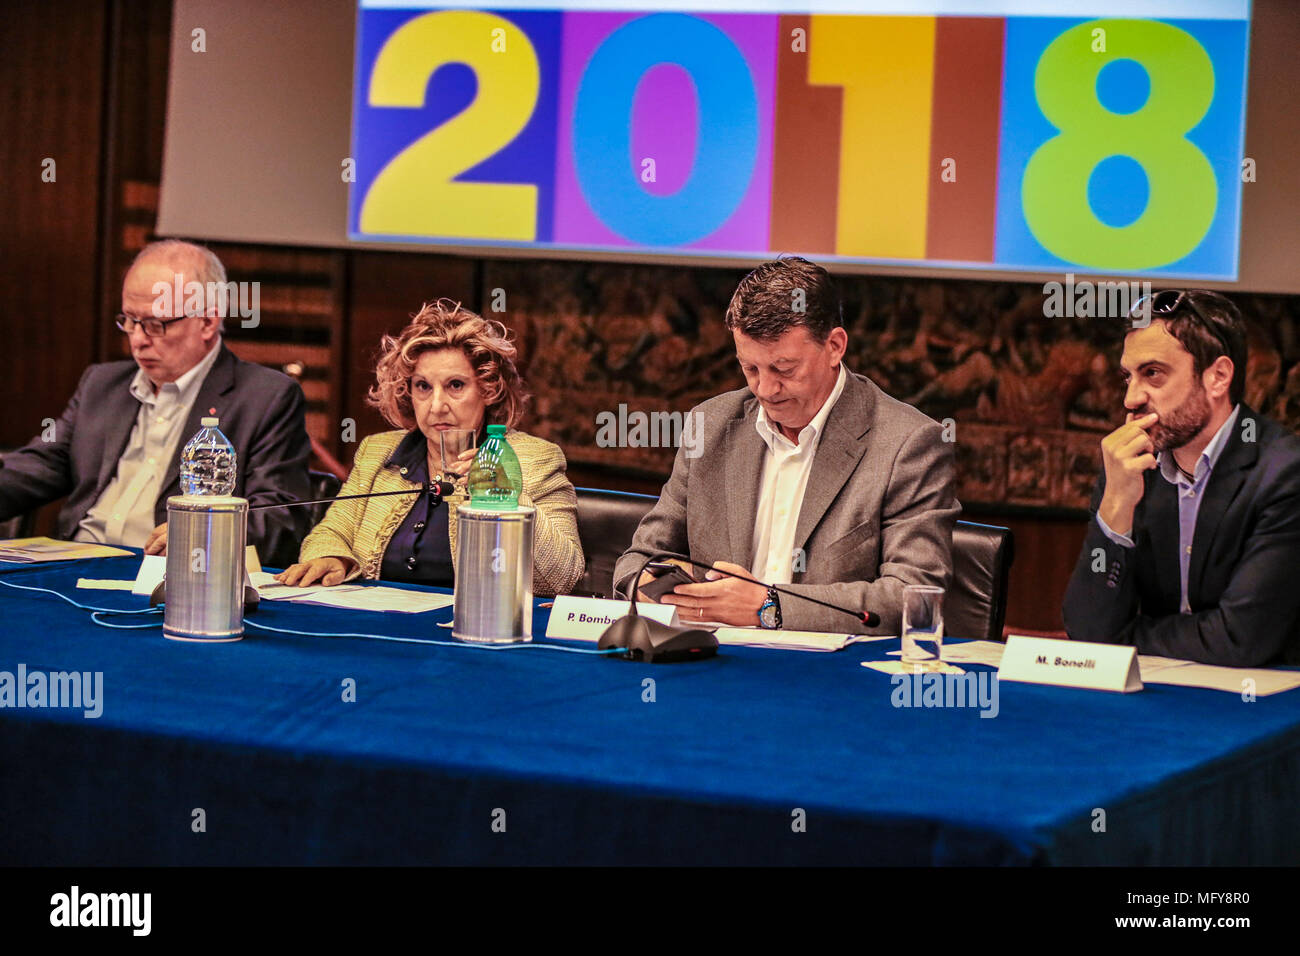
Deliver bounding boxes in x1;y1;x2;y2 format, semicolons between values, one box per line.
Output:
1129;289;1232;354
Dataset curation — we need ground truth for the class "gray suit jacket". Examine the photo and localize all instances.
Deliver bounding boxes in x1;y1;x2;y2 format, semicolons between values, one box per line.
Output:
0;343;312;567
613;371;960;633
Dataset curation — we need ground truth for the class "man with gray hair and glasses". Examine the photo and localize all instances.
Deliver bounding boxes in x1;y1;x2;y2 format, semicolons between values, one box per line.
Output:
0;240;311;566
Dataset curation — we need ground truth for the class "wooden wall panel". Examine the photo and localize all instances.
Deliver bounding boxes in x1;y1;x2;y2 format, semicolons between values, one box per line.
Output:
97;0;172;358
0;0;107;448
971;511;1089;634
342;252;478;459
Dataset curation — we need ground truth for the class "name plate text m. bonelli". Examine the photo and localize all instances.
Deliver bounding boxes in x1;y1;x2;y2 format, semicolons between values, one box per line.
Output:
999;635;1143;693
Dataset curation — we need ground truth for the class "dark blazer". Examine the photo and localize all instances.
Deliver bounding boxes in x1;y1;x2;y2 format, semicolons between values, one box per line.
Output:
613;371;960;634
0;343;312;567
1063;405;1300;667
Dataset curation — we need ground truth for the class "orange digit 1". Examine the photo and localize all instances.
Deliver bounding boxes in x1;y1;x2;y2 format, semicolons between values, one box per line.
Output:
360;11;540;241
808;16;936;259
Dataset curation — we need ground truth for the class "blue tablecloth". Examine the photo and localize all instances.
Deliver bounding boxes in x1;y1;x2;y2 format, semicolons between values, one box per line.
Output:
2;555;1299;865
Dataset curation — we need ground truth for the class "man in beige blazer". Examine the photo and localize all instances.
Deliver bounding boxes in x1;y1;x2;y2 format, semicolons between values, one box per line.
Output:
614;257;959;633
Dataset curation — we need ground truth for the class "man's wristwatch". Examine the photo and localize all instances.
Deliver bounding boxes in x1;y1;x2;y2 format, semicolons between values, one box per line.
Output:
758;586;782;629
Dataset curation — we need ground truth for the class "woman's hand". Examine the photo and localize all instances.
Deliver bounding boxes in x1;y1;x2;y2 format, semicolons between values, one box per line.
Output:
274;557;353;587
444;448;476;494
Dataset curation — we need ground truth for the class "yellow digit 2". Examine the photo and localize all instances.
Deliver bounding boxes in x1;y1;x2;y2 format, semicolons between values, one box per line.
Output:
360;11;540;240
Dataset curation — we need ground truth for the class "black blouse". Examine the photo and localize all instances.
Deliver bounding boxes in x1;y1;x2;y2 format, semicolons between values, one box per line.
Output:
379;432;455;586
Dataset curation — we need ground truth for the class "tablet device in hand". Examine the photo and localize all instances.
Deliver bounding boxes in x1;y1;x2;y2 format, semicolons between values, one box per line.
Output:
638;561;696;602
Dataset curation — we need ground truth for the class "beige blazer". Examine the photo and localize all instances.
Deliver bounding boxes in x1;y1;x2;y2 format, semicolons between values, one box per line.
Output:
298;429;585;596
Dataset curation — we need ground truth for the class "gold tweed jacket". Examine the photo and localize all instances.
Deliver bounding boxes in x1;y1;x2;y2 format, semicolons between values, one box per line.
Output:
297;428;585;596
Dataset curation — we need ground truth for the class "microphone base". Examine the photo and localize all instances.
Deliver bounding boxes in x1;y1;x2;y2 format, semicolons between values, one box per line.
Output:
597;615;718;663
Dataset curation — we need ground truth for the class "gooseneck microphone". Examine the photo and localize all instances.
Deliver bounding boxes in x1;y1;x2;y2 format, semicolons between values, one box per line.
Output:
247;481;457;512
596;548;884;663
153;482;459;620
622;548;883;629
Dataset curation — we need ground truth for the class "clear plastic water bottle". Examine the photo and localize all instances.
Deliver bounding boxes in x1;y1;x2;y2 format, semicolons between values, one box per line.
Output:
467;424;522;510
179;417;237;495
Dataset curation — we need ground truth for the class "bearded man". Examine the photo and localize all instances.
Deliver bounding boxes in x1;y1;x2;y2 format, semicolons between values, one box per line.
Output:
1062;290;1300;666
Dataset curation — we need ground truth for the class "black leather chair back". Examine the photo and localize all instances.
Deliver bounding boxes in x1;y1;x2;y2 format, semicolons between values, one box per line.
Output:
571;488;1013;637
0;513;34;539
0;451;36;539
948;520;1014;642
307;470;343;529
574;487;658;598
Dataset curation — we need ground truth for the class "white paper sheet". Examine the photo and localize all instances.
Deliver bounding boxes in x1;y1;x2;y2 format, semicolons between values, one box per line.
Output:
1142;663;1300;696
249;571;333;600
296;587;455;614
894;640;1300;696
890;639;1007;667
1135;654;1192;676
75;578;136;591
131;554;168;595
249;572;453;613
862;660;966;675
129;548;260;597
712;628;895;652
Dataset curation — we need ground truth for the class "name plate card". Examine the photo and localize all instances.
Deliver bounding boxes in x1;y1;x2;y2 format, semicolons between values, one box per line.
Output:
998;636;1143;693
132;546;262;596
546;596;679;641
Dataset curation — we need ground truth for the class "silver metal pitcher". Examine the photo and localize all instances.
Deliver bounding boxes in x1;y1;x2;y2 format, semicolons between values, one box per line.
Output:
162;495;248;642
453;504;534;644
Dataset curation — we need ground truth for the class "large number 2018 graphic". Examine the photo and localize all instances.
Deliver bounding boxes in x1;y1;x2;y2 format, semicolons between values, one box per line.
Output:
350;9;1247;279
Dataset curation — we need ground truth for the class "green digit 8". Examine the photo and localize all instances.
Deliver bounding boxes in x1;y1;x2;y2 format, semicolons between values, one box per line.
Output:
1022;19;1216;270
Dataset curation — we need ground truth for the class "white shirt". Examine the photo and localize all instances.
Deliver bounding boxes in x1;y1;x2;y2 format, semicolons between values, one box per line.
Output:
75;342;223;547
749;364;847;584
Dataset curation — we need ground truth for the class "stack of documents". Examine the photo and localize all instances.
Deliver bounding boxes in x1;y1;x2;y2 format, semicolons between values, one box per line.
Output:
0;537;132;562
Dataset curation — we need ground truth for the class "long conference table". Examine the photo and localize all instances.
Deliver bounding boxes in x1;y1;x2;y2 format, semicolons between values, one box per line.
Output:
2;553;1298;866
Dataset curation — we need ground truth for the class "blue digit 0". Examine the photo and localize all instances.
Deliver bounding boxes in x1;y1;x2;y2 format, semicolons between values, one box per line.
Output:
572;14;759;246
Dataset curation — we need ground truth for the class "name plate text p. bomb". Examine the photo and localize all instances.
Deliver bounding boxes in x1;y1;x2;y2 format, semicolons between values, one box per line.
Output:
546;596;679;641
998;635;1143;693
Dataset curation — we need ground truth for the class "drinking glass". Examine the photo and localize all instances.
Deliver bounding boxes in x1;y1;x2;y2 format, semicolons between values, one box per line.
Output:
901;585;944;671
437;429;477;478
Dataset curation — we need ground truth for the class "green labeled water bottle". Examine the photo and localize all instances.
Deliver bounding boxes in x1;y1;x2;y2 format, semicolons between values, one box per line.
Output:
467;424;523;510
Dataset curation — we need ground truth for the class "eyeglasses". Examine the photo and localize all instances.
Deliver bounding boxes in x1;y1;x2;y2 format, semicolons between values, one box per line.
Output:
114;313;192;338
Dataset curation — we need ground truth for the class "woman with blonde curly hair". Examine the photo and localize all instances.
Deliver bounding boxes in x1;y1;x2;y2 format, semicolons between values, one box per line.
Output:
277;299;584;595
